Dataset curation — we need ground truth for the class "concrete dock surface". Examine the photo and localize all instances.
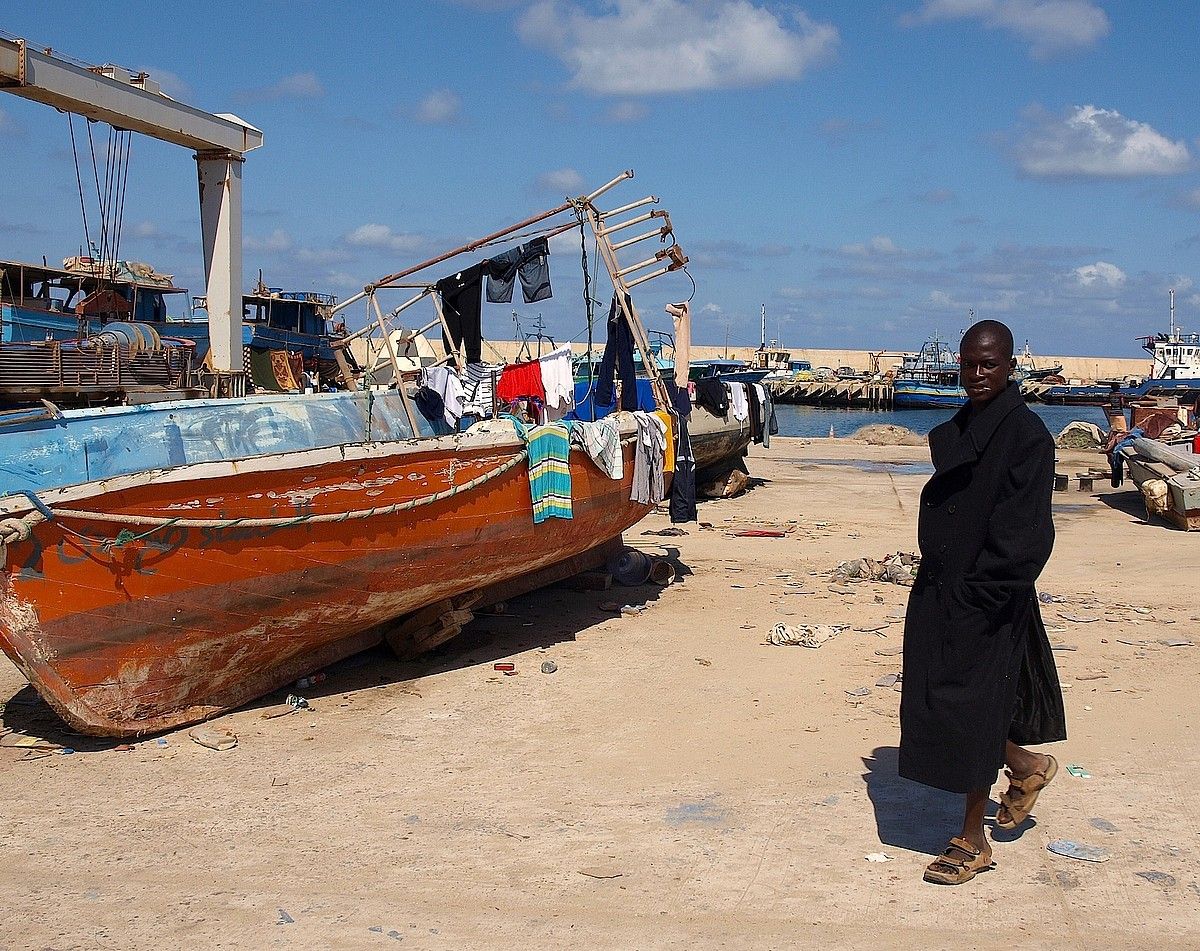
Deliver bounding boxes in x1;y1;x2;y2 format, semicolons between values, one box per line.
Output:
2;437;1197;950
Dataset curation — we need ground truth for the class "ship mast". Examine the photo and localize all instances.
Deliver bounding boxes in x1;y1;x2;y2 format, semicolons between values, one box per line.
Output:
760;303;766;350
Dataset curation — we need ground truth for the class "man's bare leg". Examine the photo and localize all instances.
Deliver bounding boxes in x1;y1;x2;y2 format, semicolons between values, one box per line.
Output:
960;787;992;856
1005;740;1051;778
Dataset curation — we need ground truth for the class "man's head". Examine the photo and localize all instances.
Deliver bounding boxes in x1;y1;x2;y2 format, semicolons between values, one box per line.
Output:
959;319;1015;409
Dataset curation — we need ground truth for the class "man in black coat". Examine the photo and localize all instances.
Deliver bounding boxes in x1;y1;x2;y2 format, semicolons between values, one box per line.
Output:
899;320;1067;885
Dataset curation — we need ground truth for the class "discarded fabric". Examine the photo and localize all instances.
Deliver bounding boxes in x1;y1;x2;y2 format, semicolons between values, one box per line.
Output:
831;552;919;586
767;623;846;648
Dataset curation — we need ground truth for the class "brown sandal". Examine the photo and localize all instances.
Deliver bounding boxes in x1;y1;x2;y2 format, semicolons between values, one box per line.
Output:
995;754;1058;830
923;837;995;885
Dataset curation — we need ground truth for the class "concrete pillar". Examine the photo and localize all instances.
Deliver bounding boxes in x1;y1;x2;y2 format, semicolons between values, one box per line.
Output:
196;150;244;374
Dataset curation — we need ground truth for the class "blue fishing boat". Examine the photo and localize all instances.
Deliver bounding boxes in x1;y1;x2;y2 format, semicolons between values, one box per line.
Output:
891;335;965;408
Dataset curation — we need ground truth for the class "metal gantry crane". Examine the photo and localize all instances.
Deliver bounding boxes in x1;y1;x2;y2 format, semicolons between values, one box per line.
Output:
0;35;263;384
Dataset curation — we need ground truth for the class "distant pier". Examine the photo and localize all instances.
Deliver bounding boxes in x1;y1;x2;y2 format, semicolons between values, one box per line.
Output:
769;379;894;408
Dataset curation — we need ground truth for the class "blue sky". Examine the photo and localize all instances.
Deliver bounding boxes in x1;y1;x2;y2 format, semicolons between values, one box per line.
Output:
1;1;1197;357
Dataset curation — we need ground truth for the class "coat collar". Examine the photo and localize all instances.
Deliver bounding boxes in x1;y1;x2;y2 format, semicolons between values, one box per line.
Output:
930;383;1024;475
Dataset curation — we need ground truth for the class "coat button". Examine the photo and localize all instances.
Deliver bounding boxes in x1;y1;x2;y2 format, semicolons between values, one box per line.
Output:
939;544;946;552
948;504;956;513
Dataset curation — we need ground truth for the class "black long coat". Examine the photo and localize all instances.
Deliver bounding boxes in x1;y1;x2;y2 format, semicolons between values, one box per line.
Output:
899;384;1067;793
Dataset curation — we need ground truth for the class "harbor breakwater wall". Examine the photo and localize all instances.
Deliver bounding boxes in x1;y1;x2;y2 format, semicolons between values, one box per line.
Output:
481;340;1145;381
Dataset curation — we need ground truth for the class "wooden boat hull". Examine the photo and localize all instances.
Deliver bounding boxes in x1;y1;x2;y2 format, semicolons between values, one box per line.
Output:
688;404;752;472
0;431;655;736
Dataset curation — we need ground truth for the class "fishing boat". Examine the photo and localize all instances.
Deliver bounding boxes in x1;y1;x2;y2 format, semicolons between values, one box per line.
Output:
1024;292;1200;406
891;334;965;408
1116;435;1200;531
0;167;697;737
1;256;353;391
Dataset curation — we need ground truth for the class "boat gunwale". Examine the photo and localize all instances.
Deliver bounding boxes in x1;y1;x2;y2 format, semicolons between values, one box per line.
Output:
0;412;645;517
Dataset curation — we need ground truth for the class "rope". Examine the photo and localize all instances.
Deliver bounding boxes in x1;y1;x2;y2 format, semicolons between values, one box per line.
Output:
67;115;93;257
18;449;529;536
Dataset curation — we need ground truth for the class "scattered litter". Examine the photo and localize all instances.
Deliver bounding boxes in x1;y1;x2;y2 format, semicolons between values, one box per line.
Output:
261;704;299;720
1089;817;1119;833
620;605;646;616
295;672;326;690
188;727;238;752
832;552;919;587
641;527;688;536
578;867;623;879
828;585;857;595
845;686;871;697
1048;839;1110;863
875;673;900;688
767;623;846;648
1065;764;1092;779
1136;871;1176;887
1132;607;1152;616
1039;592;1067;604
1160;638;1193;648
155;737;168;747
875;645;904;657
822;795;839;806
1076;671;1108;681
285;694;310;710
493;663;515;672
865;852;892;863
733;529;787;538
276;909;295;925
853;622;890;634
693;658;712;668
1060;614;1101;623
113;744;132;752
540;661;558;674
1050;643;1077;652
731;584;745;589
58;748;75;755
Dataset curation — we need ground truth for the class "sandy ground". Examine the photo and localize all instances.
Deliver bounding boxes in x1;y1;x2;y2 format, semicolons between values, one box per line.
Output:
2;436;1198;951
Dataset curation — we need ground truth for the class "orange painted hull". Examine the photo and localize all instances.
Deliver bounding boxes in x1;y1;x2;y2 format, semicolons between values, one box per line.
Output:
0;437;653;736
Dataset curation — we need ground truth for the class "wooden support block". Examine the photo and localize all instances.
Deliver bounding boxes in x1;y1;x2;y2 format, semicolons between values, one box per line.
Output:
1077;476;1094;491
1054;473;1069;492
562;570;613;591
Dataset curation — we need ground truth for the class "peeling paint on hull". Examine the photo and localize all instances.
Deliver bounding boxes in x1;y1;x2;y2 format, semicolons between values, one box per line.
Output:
0;438;655;736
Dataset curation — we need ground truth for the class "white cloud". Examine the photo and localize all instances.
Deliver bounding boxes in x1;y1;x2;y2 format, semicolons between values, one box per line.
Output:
237;72;324;103
1016;105;1191;178
518;0;839;95
1072;261;1126;288
245;229;294;253
139;66;193;100
839;235;904;257
345;224;426;253
415;88;462;124
536;167;586;193
907;0;1110;59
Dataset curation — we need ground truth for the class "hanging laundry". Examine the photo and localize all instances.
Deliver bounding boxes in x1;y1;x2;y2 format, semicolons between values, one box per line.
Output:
728;381;749;423
665;378;696;523
631;411;667;505
435;263;484;364
694;377;729;416
539;345;575;412
569;417;623;479
483;237;552;304
496;360;546;405
419;365;465;428
746;381;763;443
665;302;691;382
755;382;776;448
595;295;639;410
462;361;501;417
509;418;573;523
414;388;455;435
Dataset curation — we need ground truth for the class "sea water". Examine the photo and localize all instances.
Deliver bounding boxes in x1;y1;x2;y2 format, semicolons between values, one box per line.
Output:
774;403;1108;439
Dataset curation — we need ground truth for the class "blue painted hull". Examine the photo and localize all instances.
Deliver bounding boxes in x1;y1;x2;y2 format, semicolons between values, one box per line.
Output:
892;381;966;409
